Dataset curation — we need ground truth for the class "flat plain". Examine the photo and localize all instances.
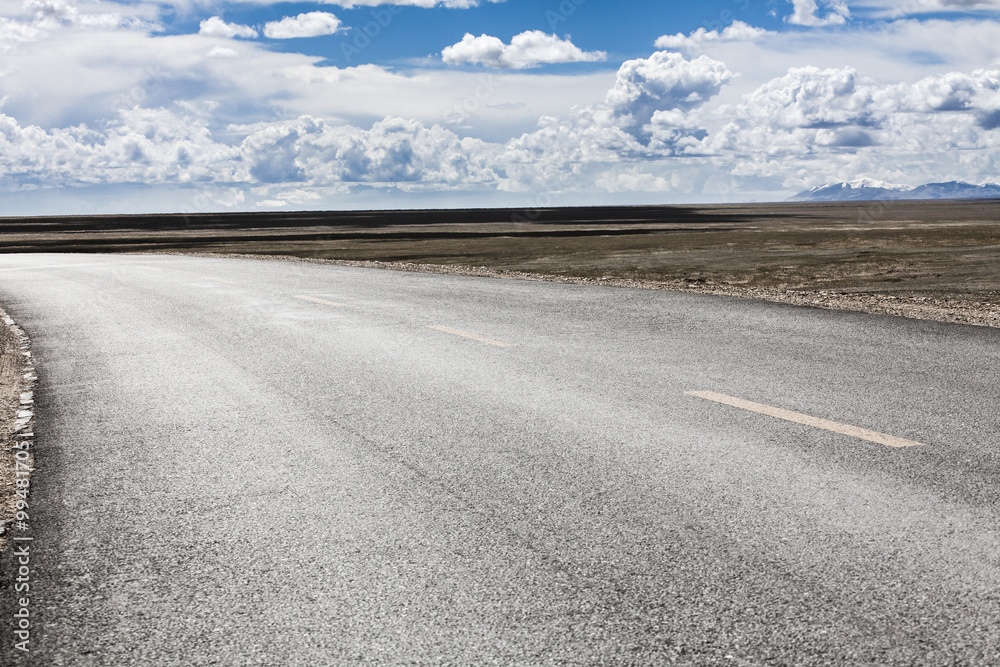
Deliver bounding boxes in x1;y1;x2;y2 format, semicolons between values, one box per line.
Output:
1;200;999;326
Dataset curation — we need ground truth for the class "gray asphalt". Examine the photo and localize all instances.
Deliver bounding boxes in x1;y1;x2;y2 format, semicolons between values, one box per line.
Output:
0;252;998;666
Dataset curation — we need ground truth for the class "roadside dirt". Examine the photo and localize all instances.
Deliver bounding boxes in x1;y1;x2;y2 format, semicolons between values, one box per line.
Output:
352;261;1000;329
0;309;34;553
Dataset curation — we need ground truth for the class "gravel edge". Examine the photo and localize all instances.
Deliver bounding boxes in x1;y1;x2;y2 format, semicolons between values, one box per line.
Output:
0;308;36;553
146;251;1000;329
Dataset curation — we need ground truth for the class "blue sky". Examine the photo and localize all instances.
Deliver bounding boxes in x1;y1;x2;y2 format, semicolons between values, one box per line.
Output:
204;2;786;68
4;0;1000;215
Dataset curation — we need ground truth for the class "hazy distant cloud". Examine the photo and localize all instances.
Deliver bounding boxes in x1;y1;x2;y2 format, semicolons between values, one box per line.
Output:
932;0;1000;5
703;65;1000;191
238;115;499;186
852;0;1000;16
0;17;41;50
442;30;606;69
23;0;126;29
655;21;774;52
595;167;680;193
264;12;342;39
25;0;80;25
0;105;240;188
207;46;241;58
874;69;1000;120
787;0;850;26
199;17;258;39
0;0;137;51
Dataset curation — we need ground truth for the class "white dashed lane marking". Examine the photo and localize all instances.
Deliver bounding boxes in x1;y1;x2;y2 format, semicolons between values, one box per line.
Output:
293;295;346;307
686;390;927;448
427;325;516;348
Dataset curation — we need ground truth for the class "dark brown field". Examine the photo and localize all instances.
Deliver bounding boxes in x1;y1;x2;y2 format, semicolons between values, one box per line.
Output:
2;200;999;325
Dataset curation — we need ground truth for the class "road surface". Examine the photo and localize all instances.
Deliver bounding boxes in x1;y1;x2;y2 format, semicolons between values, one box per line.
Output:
1;253;998;665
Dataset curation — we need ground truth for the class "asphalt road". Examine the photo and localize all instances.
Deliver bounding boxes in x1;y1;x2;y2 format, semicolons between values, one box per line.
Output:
1;253;998;666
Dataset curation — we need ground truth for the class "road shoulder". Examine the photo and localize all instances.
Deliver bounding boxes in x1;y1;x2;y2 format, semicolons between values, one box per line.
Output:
0;308;35;553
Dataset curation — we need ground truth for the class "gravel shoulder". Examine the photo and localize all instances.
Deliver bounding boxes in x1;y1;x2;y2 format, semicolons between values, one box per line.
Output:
0;308;35;553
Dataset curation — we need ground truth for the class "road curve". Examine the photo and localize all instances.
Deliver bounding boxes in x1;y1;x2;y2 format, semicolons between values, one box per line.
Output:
1;253;999;666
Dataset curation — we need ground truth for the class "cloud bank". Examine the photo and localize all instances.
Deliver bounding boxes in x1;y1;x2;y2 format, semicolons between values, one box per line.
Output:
655;21;774;53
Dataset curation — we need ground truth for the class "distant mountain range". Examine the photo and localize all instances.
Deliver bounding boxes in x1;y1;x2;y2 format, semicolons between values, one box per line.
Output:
788;178;1000;202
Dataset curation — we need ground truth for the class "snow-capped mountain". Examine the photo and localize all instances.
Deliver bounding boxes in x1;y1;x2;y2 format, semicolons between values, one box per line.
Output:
788;180;1000;202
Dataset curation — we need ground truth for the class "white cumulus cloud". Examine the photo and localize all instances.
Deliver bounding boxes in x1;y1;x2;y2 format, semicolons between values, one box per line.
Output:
787;0;851;26
264;12;342;39
708;67;880;156
442;30;606;69
605;52;732;140
199;17;258;39
701;65;1000;191
237;115;500;187
207;46;240;58
0;104;241;188
655;21;774;53
0;17;42;50
0;0;142;52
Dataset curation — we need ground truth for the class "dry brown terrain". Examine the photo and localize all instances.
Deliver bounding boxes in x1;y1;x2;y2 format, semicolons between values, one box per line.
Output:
2;199;997;327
